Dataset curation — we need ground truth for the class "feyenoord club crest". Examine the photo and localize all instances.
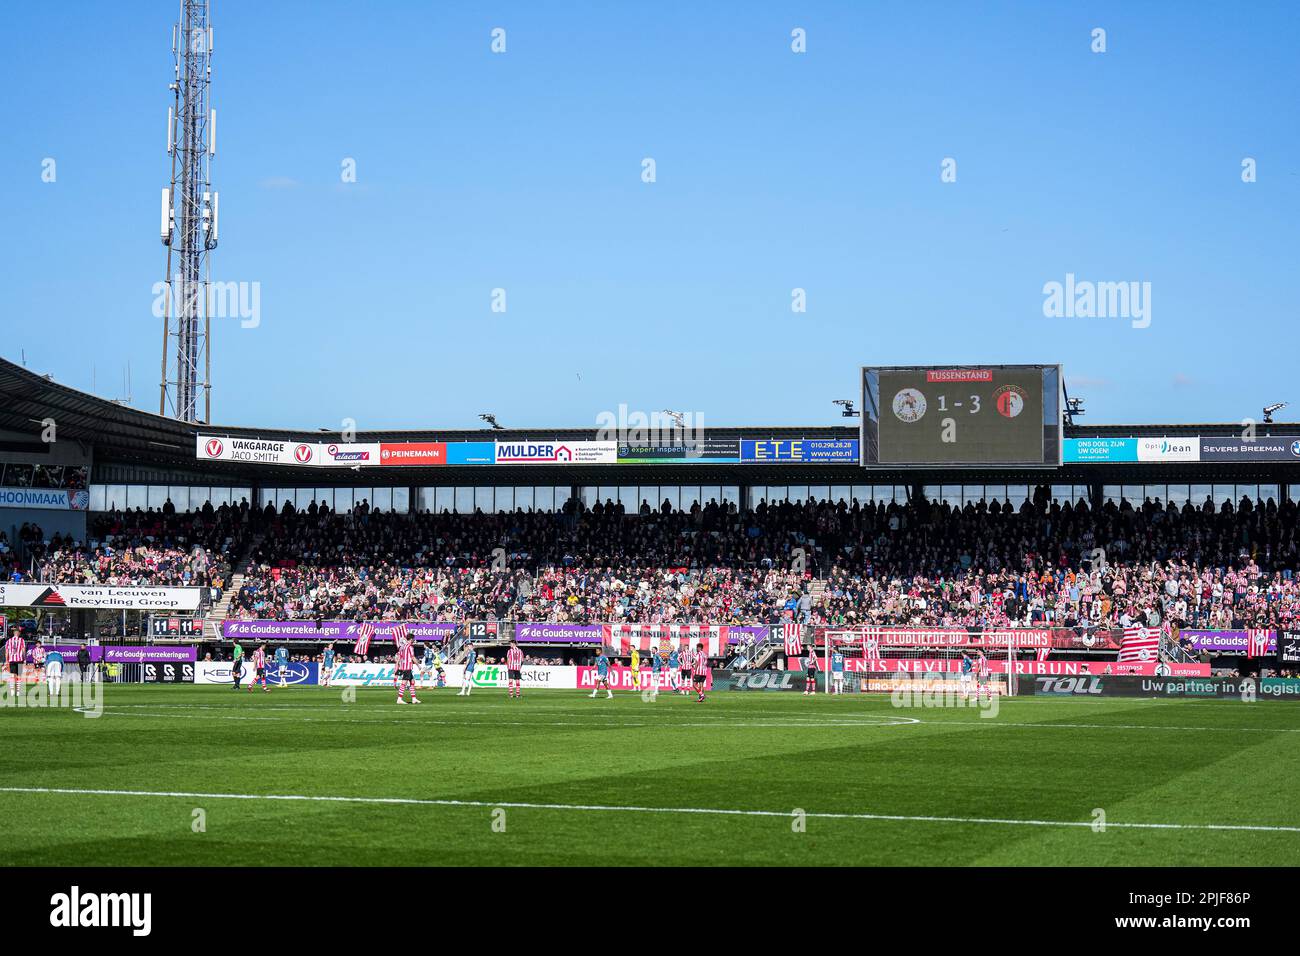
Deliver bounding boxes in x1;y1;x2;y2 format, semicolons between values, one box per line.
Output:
892;388;927;423
993;384;1026;418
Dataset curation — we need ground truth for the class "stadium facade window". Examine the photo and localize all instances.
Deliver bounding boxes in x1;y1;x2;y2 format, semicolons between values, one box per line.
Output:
392;488;410;514
1190;484;1212;508
126;485;148;510
1121;484;1143;505
494;487;513;513
679;486;700;508
513;486;533;511
787;485;808;504
1260;484;1279;505
1212;485;1234;507
869;485;892;504
540;486;559;512
453;487;472;514
721;485;739;509
434;487;454;514
922;484;940;503
1166;484;1190;507
619;486;637;510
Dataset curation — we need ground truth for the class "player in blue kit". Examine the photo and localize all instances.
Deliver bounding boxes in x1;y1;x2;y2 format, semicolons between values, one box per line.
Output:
274;645;290;687
649;646;662;699
831;647;846;695
321;644;335;688
589;649;613;699
458;642;477;696
959;651;974;699
667;648;680;693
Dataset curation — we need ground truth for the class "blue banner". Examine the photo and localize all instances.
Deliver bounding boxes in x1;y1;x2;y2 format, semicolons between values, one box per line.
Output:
1063;438;1138;463
740;438;859;463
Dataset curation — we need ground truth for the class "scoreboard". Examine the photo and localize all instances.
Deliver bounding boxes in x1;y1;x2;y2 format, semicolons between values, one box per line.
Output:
860;365;1062;467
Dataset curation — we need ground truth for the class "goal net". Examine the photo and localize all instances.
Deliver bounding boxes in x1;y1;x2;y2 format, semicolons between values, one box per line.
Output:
819;627;1017;697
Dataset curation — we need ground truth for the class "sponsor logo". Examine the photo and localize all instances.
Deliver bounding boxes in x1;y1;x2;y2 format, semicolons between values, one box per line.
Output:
1033;676;1104;695
326;444;372;463
891;388;927;423
294;443;313;464
1293;440;1300;458
379;442;446;466
205;438;223;457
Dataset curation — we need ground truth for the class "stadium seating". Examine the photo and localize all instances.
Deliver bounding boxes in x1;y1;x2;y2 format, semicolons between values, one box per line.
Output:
18;490;1300;632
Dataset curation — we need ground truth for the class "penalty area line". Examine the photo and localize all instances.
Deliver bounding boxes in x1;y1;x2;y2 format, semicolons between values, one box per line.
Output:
1;786;1297;834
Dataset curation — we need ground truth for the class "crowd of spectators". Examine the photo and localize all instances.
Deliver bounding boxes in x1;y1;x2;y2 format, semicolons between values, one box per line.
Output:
15;488;1300;634
14;500;248;590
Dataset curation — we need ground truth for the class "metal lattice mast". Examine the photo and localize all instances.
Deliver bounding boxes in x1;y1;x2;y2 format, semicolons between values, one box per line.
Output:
159;0;217;422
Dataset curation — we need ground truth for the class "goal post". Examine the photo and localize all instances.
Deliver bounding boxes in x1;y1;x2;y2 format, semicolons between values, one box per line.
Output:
819;627;1017;697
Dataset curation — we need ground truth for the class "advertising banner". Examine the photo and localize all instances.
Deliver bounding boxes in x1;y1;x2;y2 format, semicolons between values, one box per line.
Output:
835;657;1209;677
714;669;805;692
1260;678;1300;699
379;442;446;466
514;623;602;643
1199;436;1300;463
0;487;90;511
1182;630;1276;655
139;661;195;684
848;627;1055;649
1016;675;1282;699
575;665;701;691
740;438;859;463
0;584;204;611
222;620;458;642
445;442;496;465
1135;437;1200;462
494;441;617;465
1063;437;1202;464
320;442;381;466
197;435;318;466
615;439;741;464
1063;438;1137;463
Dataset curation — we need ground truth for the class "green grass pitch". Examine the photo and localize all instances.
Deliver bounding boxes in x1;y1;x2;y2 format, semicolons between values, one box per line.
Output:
2;684;1297;866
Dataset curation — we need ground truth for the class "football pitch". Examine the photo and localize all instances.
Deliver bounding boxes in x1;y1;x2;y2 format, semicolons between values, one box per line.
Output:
2;684;1298;866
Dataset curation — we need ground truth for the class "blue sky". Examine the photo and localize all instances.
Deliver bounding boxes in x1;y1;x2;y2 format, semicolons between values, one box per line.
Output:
2;1;1297;430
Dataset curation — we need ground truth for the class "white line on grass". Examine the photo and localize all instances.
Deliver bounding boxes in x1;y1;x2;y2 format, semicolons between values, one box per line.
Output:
2;785;1297;834
75;707;919;729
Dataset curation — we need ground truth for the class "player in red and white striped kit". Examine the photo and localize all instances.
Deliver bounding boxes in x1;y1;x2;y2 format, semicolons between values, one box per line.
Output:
975;650;991;701
506;640;524;699
394;637;421;704
678;646;694;695
5;628;26;694
691;642;710;702
247;644;270;692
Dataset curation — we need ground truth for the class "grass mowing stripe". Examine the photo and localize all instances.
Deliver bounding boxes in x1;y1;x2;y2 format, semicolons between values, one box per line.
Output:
3;785;1299;834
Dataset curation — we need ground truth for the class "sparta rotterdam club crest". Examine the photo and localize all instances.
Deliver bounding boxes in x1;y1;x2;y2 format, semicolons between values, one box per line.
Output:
892;388;927;423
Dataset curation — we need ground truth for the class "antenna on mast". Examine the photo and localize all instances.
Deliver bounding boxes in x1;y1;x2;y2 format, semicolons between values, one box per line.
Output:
159;0;218;423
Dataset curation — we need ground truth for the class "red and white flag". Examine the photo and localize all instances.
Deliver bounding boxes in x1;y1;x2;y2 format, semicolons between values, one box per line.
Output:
1247;629;1273;659
862;634;881;661
1118;625;1159;663
782;623;803;657
391;623;409;644
353;622;374;656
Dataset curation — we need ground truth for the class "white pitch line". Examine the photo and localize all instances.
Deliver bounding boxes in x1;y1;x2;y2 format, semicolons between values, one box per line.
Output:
76;707;918;729
2;785;1297;834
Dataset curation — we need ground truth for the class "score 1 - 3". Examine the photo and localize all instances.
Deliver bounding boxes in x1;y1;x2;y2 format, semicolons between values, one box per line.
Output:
935;394;982;413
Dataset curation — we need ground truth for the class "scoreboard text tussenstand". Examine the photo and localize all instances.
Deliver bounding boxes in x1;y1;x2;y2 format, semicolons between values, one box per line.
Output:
861;365;1062;467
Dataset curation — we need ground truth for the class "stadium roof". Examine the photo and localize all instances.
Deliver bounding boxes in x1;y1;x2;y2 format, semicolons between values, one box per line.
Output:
3;356;1297;486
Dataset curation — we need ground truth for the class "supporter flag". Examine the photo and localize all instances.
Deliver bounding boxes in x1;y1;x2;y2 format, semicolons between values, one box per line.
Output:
782;623;803;657
1247;629;1273;659
391;623;409;644
862;633;881;661
353;622;374;656
1036;646;1052;662
1117;625;1159;663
